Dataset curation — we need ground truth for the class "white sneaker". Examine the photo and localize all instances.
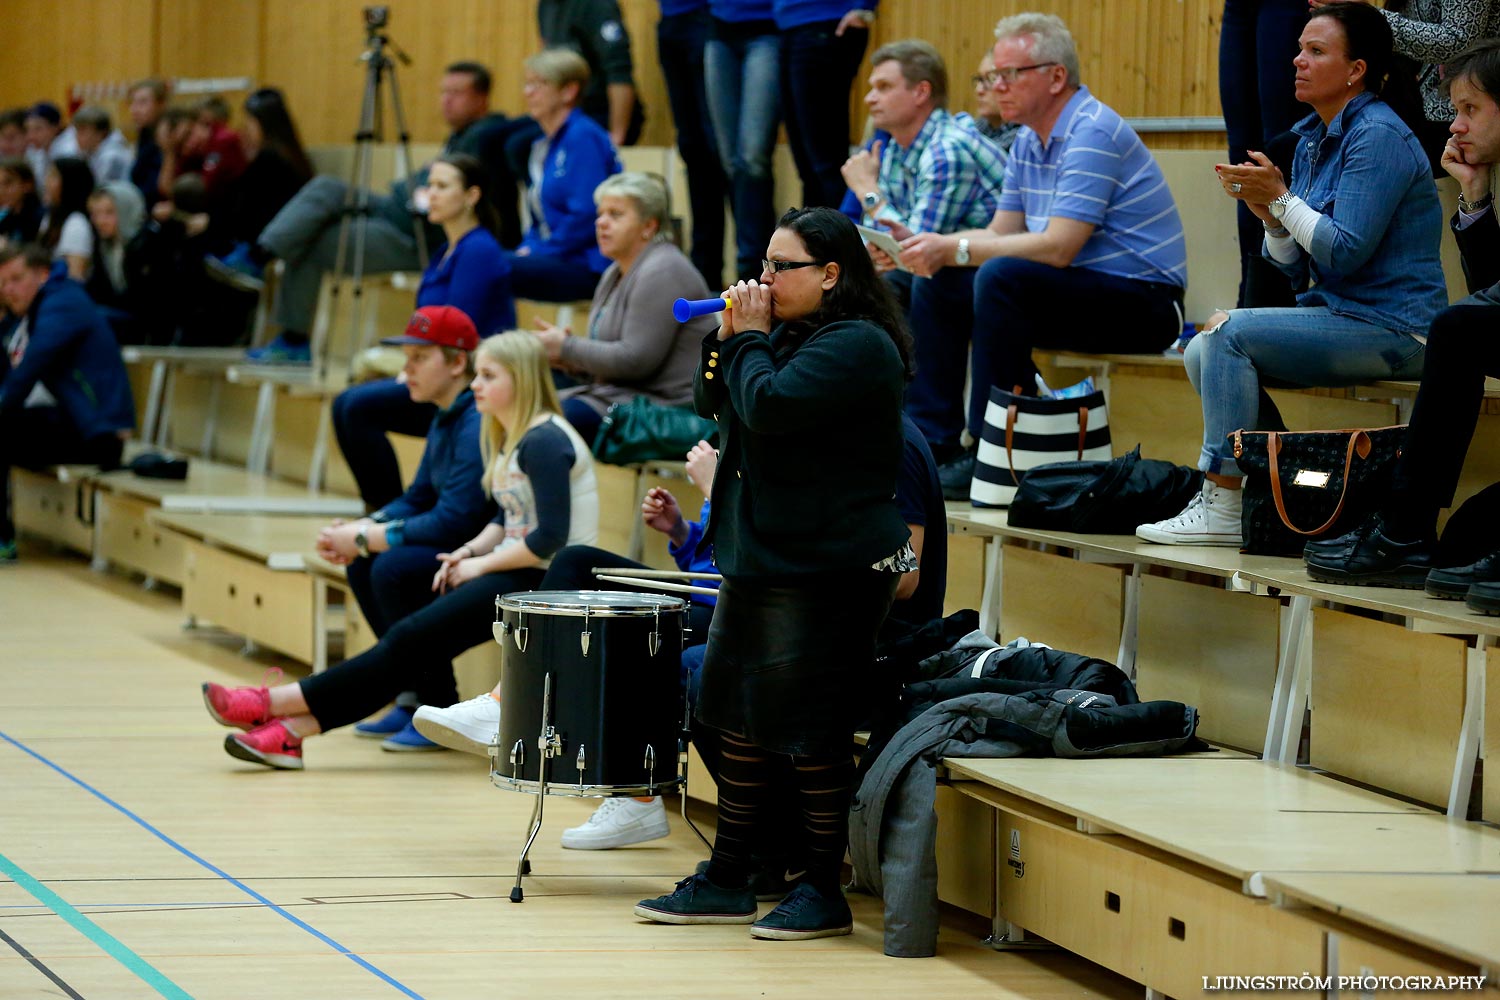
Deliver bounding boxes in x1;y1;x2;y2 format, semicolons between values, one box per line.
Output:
560;797;670;850
411;694;501;757
1135;481;1243;546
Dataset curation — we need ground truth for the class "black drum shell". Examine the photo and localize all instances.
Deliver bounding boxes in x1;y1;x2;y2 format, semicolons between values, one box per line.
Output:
496;598;685;792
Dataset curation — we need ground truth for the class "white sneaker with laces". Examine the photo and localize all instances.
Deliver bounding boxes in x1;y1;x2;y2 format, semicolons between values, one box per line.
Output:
411;694;501;757
560;797;671;850
1135;481;1243;546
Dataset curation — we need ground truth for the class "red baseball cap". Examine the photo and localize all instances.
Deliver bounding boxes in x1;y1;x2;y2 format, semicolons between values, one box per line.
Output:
381;305;479;351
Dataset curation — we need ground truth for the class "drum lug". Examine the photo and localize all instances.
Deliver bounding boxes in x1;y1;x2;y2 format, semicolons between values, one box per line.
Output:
648;630;660;656
494;620;512;644
580;607;591;656
509;738;525;777
576;743;587;779
514;625;528;652
644;744;657;790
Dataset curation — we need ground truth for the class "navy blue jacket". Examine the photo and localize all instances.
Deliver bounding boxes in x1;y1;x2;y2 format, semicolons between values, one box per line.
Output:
1;265;134;439
419;227;516;337
372;390;494;549
520;109;621;274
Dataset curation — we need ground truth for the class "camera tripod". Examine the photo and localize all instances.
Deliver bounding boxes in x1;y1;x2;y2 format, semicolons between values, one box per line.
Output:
316;20;428;375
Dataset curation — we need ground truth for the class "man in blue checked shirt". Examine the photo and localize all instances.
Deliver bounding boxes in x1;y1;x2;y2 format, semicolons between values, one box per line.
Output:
841;39;1007;469
900;13;1188;499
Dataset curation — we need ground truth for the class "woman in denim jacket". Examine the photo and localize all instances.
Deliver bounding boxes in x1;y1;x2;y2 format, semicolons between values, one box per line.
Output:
1139;2;1448;547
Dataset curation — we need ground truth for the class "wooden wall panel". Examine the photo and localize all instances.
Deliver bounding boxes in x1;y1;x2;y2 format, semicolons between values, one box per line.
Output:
158;0;261;81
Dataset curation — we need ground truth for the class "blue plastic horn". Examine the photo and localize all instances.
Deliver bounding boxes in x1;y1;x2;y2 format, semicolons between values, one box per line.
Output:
672;295;732;323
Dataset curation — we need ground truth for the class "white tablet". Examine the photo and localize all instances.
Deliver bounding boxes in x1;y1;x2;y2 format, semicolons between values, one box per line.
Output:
856;225;912;272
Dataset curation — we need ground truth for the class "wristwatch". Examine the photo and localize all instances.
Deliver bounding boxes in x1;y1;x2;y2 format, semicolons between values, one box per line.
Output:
954;237;971;266
1458;190;1494;214
354;525;371;559
862;190;881;211
1268;190;1296;220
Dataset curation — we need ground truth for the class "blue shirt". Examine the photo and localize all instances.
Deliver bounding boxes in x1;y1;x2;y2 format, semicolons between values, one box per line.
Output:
1273;93;1448;338
418;227;515;337
709;0;772;22
999;87;1187;288
668;499;720;607
375;391;494;550
522;108;622;274
875;109;1006;235
658;0;707;15
772;0;877;29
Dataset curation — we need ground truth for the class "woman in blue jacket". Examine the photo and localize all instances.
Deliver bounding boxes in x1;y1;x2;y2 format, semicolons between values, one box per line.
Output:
1138;2;1448;549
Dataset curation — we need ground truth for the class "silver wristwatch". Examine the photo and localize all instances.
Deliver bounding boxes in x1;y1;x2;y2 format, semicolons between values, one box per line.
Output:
1268;191;1296;220
354;525;371;559
954;237;971;266
862;190;881;211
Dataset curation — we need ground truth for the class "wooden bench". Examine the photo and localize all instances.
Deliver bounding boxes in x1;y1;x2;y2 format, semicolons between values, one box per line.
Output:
945;504;1496;818
120;345;250;452
151;510;334;667
222;363;351;487
1262;872;1499;982
11;463;109;556
90;460;363;586
942;756;1500;998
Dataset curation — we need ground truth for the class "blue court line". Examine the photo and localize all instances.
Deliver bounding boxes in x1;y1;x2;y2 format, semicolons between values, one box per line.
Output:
0;729;427;1000
0;850;193;999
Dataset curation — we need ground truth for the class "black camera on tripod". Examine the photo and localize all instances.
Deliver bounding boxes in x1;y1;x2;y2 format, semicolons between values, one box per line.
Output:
363;5;390;31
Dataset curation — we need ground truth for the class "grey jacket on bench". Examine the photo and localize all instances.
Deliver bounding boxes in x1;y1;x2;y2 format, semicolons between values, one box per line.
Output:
849;687;1200;958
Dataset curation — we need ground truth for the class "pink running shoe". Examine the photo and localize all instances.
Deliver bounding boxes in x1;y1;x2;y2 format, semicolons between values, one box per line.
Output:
224;721;304;770
201;668;281;730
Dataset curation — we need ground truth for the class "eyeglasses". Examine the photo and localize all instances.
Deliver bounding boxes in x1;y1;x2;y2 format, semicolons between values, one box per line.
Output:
762;259;823;274
976;62;1059;88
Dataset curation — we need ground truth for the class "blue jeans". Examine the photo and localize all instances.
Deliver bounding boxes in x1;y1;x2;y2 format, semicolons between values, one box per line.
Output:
704;29;781;281
659;9;728;288
886;267;976;457
780;20;866;209
511;253;603;303
970;257;1183;438
1219;0;1307;308
332;378;435;510
1184;307;1427;476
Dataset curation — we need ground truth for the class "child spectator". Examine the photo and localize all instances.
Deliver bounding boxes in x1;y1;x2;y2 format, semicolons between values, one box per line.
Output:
39;157;95;279
85;182;150;342
0;160;43;247
24;102;76;187
71;106;133;185
0;109;28;160
127;79;169;209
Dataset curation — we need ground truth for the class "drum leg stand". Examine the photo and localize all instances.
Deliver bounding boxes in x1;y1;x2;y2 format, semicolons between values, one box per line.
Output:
677;704;712;852
510;672;561;903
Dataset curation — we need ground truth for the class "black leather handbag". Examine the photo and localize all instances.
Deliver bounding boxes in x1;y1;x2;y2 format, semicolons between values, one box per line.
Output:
1232;425;1406;556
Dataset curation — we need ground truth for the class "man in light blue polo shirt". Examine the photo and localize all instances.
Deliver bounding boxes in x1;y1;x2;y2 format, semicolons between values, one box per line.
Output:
900;12;1187;495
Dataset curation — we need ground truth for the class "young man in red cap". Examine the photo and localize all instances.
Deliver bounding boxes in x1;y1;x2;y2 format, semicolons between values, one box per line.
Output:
313;305;494;751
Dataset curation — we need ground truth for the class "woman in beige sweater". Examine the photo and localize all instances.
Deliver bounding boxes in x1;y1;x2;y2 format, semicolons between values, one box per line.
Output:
532;171;719;445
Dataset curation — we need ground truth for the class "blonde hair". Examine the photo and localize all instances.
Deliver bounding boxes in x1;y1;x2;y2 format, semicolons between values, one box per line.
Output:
476;331;564;488
525;48;591;92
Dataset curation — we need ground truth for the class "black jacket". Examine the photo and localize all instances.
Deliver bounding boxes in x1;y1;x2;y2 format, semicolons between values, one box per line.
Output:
695;320;909;577
1455;206;1500;300
538;0;644;142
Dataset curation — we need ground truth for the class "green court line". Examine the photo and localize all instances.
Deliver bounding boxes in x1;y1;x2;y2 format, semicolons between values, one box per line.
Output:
0;850;194;999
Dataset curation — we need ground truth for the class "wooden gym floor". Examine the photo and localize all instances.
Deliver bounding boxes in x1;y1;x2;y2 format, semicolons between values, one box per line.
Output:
0;543;1141;1000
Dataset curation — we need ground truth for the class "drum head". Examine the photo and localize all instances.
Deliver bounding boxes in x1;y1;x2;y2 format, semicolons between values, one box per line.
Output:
498;590;687;617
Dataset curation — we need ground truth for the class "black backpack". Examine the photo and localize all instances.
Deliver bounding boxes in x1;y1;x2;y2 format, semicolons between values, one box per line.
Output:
1008;446;1203;533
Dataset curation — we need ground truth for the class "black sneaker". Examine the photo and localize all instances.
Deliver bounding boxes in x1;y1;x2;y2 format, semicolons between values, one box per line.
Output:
750;882;853;941
1304;520;1432;588
1466;580;1500;616
937;451;976;502
1302;516;1377;558
634;873;757;925
1425;551;1500;600
751;865;807;902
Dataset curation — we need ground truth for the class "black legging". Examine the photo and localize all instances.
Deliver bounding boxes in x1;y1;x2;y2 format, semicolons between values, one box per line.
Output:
1382;301;1500;542
300;567;543;731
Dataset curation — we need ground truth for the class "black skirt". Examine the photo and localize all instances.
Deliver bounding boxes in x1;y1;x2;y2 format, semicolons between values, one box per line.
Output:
694;570;899;755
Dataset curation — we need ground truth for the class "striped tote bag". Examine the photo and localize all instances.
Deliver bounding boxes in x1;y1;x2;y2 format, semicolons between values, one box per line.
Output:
971;385;1113;508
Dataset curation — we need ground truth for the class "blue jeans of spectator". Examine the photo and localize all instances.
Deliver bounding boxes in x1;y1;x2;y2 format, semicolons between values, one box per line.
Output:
886;267;976;458
1219;0;1306;308
704;29;781;281
332;378;435;510
561;397;604;447
511;254;604;304
970;258;1183;438
780;20;866;209
301;567;545;730
659;9;728;288
1183;306;1426;477
344;543;451;708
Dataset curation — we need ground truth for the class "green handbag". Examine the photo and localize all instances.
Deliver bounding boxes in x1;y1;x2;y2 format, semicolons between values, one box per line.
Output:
590;396;719;466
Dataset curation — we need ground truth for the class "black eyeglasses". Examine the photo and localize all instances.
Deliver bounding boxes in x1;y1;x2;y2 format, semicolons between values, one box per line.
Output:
762;259;823;274
976;62;1059;88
